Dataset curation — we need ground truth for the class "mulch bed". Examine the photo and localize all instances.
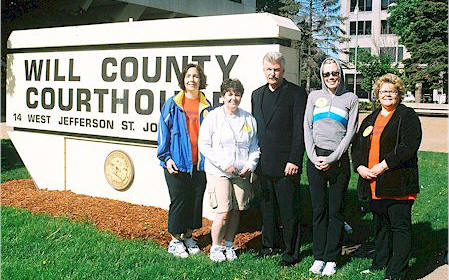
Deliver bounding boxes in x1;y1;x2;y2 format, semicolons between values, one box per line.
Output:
0;179;262;252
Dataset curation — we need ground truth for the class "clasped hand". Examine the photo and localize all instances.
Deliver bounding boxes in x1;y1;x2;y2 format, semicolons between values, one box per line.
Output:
357;160;389;180
225;166;251;178
314;156;330;171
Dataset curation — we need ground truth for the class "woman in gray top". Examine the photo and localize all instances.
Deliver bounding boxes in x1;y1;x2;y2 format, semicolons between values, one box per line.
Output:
304;57;359;276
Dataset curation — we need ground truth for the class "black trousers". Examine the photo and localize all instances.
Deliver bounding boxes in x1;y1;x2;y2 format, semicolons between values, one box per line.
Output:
370;199;414;279
164;168;206;235
259;175;301;263
307;154;350;262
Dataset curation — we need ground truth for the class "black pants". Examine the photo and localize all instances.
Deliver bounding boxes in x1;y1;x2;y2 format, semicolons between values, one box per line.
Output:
370;199;414;279
164;168;206;235
307;154;350;262
259;175;301;263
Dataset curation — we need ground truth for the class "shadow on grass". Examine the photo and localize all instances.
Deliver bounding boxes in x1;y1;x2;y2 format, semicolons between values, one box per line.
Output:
191;175;446;278
1;139;24;171
409;222;448;279
196;181;376;258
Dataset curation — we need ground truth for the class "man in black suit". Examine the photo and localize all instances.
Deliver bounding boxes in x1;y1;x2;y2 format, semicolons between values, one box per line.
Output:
251;51;307;266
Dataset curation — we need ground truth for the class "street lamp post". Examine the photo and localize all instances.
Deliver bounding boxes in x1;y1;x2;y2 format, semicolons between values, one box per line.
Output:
353;3;359;98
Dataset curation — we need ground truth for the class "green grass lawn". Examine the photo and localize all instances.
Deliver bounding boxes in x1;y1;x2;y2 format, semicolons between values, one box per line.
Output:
1;139;447;279
1;140;30;182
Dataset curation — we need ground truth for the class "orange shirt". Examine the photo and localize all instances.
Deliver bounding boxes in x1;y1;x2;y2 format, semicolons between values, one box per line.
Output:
368;111;416;200
183;96;200;165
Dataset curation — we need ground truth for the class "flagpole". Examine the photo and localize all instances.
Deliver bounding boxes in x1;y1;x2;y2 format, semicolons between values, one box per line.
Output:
353;3;359;98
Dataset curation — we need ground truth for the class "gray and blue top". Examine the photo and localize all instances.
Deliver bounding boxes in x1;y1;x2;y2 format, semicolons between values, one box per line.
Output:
304;58;359;165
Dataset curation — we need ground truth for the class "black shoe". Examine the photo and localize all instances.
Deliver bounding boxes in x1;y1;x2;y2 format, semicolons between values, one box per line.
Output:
279;259;297;267
258;247;281;258
279;254;299;267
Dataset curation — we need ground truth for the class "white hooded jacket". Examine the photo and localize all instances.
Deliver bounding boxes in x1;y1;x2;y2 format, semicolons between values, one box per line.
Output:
198;106;260;178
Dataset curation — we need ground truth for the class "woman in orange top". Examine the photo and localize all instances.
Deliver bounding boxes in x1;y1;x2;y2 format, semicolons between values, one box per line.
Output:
352;74;422;280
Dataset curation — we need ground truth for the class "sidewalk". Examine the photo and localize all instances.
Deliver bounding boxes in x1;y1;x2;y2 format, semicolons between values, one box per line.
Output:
419;264;448;280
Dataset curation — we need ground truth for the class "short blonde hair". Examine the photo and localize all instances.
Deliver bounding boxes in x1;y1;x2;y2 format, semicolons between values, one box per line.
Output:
373;73;405;100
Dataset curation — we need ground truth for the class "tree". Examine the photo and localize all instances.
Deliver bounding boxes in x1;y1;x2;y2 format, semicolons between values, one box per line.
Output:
257;0;348;92
256;0;301;18
296;0;348;91
356;49;400;96
388;0;448;98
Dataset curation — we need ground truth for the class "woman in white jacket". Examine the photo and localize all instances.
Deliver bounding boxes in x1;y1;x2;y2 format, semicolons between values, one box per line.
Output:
198;79;260;262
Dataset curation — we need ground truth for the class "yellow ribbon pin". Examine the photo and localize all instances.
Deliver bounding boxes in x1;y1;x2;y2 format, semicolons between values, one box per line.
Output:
363;126;373;137
243;121;252;133
315;97;328;108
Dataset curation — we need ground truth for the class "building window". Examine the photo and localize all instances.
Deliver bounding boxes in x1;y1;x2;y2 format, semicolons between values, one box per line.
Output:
351;0;373;12
380;47;396;61
380;46;405;63
350;22;356;35
398;46;404;61
346;73;369;98
349;47;371;63
381;0;395;10
380;47;396;62
350;21;372;35
229;0;242;3
381;20;392;34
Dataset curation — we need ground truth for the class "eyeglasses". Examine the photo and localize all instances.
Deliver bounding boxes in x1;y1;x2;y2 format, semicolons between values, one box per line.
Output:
379;90;398;95
323;71;340;78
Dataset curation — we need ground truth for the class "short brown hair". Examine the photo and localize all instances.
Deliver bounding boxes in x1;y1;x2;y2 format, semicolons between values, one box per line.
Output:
179;63;207;90
373;73;405;100
220;79;244;97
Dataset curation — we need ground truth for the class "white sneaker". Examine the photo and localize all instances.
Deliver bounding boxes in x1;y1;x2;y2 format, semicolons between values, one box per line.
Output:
309;260;325;274
184;237;201;255
168;239;188;258
209;245;226;262
225;247;237;261
321;262;337;276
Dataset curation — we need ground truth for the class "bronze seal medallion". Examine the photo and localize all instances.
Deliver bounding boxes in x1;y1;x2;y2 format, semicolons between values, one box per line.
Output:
104;150;134;191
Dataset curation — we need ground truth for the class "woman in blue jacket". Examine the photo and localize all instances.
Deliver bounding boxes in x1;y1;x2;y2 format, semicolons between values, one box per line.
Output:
157;63;212;258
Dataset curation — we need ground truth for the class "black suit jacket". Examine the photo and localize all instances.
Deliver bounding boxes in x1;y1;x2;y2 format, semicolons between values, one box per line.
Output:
251;79;307;177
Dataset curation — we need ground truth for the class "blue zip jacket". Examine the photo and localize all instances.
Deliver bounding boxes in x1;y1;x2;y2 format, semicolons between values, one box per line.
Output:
157;90;212;172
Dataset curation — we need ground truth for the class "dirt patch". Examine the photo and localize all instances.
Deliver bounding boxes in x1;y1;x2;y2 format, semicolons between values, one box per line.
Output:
0;179;262;252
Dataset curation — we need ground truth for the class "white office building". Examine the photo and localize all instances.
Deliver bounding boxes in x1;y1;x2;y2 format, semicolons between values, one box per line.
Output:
339;0;410;99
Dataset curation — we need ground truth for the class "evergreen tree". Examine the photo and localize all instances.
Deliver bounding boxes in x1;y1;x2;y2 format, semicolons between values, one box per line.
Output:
388;0;448;98
256;0;300;18
297;0;347;91
257;0;348;91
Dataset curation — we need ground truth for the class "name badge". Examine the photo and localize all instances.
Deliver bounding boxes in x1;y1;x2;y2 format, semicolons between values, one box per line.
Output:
315;97;328;108
363;126;373;137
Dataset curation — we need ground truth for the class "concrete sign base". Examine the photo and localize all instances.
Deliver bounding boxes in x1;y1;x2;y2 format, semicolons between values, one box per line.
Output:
7;13;301;220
